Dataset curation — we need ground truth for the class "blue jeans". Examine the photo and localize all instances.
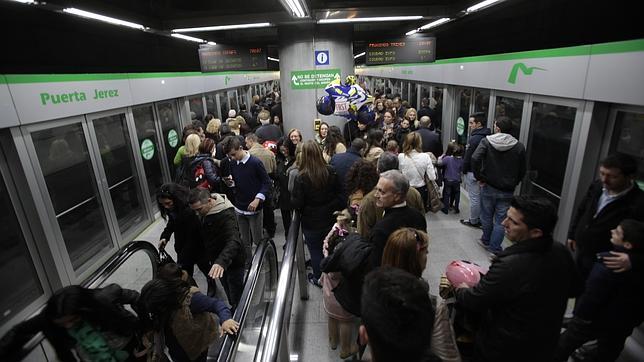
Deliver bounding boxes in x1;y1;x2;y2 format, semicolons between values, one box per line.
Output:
480;184;513;253
465;172;481;223
442;180;461;210
302;227;328;280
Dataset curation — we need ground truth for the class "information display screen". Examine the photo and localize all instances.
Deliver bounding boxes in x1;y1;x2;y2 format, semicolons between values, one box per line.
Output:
366;38;436;65
198;45;268;72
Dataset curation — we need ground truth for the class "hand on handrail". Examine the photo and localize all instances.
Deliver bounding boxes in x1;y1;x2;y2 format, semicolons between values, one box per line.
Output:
221;319;240;336
209;264;225;279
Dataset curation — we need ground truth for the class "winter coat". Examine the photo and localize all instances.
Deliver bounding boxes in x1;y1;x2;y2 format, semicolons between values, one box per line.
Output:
456;237;582;362
160;206;203;263
291;166;344;230
329;149;363;202
462;127;491;173
275;156;295;210
568;181;644;277
471;133;526;192
368;206;427;267
197;194;246;269
320;233;373;316
191;154;221;191
357;188;425;238
415;128;443;157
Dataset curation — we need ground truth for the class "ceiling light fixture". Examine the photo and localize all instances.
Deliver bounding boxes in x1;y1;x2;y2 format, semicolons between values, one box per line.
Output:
207;41;217;45
279;0;308;18
62;8;146;30
405;29;418;36
171;33;206;43
319;16;423;24
354;52;366;59
419;17;451;30
11;0;36;4
466;0;501;13
268;57;280;62
173;22;272;33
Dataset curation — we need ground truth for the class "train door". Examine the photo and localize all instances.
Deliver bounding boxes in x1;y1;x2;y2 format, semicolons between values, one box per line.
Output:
521;96;585;211
86;110;149;244
155;100;183;180
131;104;170;207
602;105;644;188
23;116;118;278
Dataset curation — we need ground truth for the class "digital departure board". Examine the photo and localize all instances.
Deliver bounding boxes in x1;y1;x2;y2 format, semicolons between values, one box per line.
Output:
366;38;436;65
198;45;268;72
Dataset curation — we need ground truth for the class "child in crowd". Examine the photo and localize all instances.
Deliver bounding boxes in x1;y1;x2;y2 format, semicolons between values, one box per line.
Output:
555;219;644;362
438;142;464;214
321;210;359;359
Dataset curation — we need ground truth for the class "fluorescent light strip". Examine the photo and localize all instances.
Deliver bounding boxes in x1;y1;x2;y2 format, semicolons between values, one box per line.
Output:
283;0;306;18
405;29;418;36
171;33;206;43
63;8;146;30
173;22;271;33
467;0;501;13
419;17;450;30
354;52;366;59
319;15;422;24
207;41;217;45
11;0;36;4
268;57;280;62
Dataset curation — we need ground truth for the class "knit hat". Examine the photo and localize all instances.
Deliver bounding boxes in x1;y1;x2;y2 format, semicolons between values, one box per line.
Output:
228;109;237;118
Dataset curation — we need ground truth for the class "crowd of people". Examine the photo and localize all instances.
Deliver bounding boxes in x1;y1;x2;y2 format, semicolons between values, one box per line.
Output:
0;88;643;362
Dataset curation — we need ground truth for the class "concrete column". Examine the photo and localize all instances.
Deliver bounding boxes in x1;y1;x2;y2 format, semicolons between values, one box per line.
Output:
279;24;354;140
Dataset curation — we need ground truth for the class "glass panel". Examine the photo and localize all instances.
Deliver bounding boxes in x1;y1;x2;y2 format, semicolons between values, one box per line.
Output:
410;83;418;109
0;175;44;325
474;89;490;114
432;86;444;132
188;96;204;122
32;123;113;272
93;114;145;236
132;106;164;203
494;96;524;140
205;92;217;117
455;88;471;147
156;100;182;179
522;102;577;207
228;90;238;113
608;111;644;189
219;92;229;120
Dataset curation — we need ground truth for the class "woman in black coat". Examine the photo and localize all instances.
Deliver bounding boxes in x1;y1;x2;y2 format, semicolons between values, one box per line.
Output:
291;141;344;287
276;139;296;238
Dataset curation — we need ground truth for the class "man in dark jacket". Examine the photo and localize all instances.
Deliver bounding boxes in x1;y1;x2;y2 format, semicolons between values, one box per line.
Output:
330;138;365;202
567;153;644;280
472;116;526;254
415;116;442;157
189;188;246;308
455;196;582;362
369;170;427;266
255;109;282;144
460;112;491;229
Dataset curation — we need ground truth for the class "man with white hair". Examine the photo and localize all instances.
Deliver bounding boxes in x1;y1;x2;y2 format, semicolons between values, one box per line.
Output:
255;109;283;144
369;170;427;266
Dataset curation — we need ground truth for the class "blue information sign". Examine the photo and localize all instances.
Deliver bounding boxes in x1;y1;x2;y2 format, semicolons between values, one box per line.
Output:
315;50;330;65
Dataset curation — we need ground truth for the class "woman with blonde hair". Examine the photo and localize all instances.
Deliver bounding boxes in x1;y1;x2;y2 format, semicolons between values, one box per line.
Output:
382;227;429;278
205;118;221;142
404;107;419;129
291;141;343;286
398;132;436;210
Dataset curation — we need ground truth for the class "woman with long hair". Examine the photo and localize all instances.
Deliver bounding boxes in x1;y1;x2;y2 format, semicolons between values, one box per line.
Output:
315;121;329;148
323;125;346;163
291;141;343;287
0;285;141;362
156;183;211;294
276;139;296;237
345;159;379;214
285;128;303;157
205;117;221;142
398;132;437;209
364;128;384;163
189;138;221;191
382;227;429;278
404;107;419;129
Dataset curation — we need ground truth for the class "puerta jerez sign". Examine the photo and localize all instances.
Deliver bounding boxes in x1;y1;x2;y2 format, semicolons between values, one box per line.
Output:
198;45;268;72
366;38;436;66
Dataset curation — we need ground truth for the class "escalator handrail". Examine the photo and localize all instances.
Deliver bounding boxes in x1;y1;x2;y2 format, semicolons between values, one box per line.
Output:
216;239;278;362
261;212;301;362
11;240;159;360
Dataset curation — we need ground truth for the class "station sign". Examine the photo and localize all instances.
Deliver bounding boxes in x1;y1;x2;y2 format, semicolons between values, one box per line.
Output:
290;68;340;90
198;45;268;72
366;37;436;65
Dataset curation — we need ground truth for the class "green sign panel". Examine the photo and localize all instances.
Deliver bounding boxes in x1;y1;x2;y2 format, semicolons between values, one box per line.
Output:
456;117;465;136
168;129;179;148
290;68;341;90
141;138;155;160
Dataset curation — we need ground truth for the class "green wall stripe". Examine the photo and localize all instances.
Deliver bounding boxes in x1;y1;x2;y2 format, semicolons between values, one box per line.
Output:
4;70;277;84
2;38;642;84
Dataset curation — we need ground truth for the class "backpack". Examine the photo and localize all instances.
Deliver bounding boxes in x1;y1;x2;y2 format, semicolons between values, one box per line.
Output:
175;156;212;190
169;287;218;360
262;140;278;155
190;160;210;190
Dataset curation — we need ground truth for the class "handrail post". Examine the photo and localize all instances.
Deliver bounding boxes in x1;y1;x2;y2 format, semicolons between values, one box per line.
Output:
295;227;309;300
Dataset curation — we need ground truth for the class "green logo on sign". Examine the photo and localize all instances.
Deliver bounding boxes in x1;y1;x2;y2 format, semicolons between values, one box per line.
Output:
456;117;465;136
141;139;155;160
507;63;546;84
225;75;231;86
291;69;341;90
168;129;179;148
